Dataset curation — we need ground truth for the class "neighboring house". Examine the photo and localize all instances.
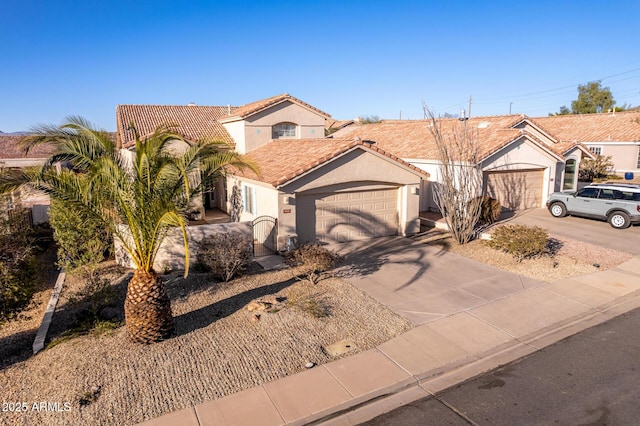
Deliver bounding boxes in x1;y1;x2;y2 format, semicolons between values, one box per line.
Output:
116;94;429;249
0;135;53;224
332;115;594;212
532;111;640;177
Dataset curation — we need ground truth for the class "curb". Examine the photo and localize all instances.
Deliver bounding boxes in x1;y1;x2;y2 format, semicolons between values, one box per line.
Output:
315;287;640;425
32;269;65;354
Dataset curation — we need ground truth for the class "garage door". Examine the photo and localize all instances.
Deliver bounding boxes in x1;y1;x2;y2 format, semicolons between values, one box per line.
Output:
485;169;544;211
297;188;399;243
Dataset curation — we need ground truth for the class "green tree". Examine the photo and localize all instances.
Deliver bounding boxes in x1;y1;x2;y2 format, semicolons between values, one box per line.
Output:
1;117;257;343
570;80;615;114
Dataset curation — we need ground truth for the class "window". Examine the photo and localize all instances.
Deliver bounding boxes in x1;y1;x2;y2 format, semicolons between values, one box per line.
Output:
272;122;297;139
597;189;616;199
576;188;598;198
563;159;576;190
589;146;602;156
242;184;257;215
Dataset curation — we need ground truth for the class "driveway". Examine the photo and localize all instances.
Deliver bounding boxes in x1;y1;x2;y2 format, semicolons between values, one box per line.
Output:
332;237;544;325
496;208;640;255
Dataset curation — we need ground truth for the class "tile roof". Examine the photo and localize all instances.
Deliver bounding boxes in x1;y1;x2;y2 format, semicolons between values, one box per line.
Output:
331;115;542;160
0;135;55;159
116;105;237;148
531;111;640;142
325;119;356;131
116;94;332;148
227;93;331;120
235;137;429;187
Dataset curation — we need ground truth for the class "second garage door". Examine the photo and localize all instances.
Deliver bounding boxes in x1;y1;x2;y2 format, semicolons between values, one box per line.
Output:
297;188;399;243
485;169;544;211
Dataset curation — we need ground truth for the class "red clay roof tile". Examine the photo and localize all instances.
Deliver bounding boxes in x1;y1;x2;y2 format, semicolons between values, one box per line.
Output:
235;137;428;187
531;111;640;143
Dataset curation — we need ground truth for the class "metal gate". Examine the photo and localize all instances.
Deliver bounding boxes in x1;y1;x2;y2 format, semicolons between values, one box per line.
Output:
252;215;278;257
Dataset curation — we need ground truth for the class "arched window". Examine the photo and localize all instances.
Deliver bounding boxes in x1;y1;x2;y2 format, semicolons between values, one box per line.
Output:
272;122;297;139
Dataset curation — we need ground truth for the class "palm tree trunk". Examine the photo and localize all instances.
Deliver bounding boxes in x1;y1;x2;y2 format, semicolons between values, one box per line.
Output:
124;269;174;343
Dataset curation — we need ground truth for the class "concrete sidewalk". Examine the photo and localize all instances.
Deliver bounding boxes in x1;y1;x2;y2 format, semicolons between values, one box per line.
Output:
139;255;640;426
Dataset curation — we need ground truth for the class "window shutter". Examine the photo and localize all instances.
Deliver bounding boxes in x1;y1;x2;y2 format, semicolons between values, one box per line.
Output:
242;185;247;213
252;187;257;215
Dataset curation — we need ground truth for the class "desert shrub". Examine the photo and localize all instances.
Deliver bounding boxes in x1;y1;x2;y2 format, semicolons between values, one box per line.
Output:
475;196;502;225
284;243;340;284
49;200;111;275
0;209;37;320
197;232;253;282
486;225;549;262
579;155;614;182
286;288;329;318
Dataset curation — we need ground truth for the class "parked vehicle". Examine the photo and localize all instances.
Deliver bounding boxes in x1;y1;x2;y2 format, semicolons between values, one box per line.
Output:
546;183;640;229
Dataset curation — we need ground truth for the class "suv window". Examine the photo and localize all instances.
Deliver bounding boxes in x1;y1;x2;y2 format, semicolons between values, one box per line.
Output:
577;188;598;198
597;189;618;199
620;191;640;201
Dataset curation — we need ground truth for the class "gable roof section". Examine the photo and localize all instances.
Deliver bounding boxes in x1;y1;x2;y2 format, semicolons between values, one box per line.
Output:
116;105;237;149
332;114;593;162
531;111;640;143
234;138;428;188
331;115;536;160
222;93;331;121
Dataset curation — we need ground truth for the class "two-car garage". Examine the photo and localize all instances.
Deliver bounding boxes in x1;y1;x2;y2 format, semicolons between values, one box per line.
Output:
296;188;399;243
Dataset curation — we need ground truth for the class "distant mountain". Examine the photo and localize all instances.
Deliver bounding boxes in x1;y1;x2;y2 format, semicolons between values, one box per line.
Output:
0;131;31;135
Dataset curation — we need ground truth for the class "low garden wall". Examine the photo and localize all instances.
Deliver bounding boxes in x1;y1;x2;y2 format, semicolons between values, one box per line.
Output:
114;222;252;272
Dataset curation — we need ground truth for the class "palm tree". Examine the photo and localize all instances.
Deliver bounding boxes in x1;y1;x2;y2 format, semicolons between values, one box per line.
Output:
1;117;257;343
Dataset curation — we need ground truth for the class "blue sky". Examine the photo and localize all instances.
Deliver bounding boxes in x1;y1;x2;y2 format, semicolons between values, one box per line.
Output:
1;0;639;132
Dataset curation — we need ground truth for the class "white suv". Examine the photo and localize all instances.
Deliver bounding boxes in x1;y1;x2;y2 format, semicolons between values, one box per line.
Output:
547;183;640;229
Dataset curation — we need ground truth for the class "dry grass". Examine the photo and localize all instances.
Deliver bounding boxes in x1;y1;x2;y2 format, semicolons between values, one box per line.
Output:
0;264;412;426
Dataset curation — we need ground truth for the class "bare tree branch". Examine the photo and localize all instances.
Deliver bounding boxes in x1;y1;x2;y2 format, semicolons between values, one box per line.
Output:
423;104;483;244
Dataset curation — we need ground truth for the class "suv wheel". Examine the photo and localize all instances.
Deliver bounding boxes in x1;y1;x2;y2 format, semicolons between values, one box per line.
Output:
549;202;567;218
607;211;631;229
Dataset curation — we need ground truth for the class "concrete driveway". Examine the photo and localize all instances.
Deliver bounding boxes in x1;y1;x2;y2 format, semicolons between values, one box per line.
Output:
496;208;640;255
332;237;543;325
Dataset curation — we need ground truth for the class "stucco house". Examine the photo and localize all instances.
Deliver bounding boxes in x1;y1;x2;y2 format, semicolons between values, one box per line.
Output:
332;115;594;212
533;110;640;178
0;134;53;224
116;94;428;250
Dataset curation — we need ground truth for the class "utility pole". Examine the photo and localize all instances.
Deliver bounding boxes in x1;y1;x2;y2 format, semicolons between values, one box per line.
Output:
468;95;472;118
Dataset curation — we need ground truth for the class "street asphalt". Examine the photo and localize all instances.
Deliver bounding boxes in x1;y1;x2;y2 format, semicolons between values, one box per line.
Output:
362;306;640;425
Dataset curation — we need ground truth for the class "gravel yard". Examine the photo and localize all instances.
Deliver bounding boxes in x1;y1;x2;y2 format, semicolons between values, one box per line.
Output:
435;232;633;282
1;228;634;425
0;264;412;426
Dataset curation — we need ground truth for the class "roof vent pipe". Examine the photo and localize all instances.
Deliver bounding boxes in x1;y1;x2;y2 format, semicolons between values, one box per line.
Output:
188;102;196;106
227;104;231;115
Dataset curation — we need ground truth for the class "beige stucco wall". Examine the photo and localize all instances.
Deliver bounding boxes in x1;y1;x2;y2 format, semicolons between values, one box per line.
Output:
405;159;441;211
222;121;246;153
114;221;253;272
584;143;640;173
223;101;327;154
224;175;280;222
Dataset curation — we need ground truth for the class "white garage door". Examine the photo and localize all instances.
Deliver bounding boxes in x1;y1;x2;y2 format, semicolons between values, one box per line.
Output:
297;188;399;243
485;169;544;211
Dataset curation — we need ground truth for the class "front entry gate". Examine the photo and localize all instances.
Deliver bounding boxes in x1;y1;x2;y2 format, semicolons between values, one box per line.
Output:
252;215;278;257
